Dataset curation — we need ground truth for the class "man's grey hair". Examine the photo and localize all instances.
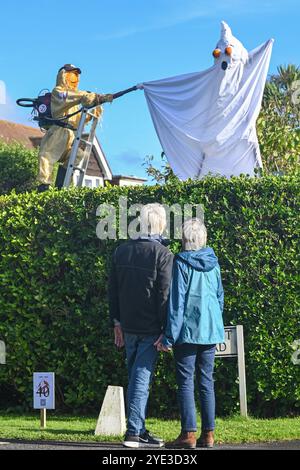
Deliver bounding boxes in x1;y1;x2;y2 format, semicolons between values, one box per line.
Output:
140;203;167;236
182;218;207;251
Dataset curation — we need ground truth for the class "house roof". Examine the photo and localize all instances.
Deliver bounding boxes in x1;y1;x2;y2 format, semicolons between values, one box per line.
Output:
112;175;147;182
0;119;146;185
0;119;43;149
0;119;112;179
86;134;113;180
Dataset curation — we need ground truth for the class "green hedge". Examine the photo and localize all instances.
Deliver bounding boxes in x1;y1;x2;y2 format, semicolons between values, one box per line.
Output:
0;141;38;195
0;175;299;417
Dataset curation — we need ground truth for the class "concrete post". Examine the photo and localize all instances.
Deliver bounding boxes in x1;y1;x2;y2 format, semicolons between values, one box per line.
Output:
95;385;126;436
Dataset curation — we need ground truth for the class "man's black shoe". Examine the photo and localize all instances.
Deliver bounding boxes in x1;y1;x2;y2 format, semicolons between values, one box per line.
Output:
123;430;164;448
37;184;50;193
143;429;164;444
122;434;141;448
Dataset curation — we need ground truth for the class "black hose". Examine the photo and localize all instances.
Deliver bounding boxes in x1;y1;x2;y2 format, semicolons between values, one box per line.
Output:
112;86;137;99
17;85;138;122
16;97;83;121
41;108;84;122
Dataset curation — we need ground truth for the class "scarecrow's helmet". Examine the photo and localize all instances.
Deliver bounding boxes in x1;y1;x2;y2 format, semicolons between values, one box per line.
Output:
212;21;248;71
57;64;82;91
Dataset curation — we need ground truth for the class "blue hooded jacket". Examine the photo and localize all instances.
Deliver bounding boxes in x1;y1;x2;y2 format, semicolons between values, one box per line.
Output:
163;247;225;347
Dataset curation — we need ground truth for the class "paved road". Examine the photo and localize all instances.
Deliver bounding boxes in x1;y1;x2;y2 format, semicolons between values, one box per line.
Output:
0;439;299;450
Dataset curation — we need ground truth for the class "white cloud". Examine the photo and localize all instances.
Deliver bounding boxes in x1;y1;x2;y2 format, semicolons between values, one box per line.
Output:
93;0;276;41
96;14;209;40
94;5;211;41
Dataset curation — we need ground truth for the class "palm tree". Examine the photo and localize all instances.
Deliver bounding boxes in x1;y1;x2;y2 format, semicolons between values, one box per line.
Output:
257;64;300;174
263;64;300;128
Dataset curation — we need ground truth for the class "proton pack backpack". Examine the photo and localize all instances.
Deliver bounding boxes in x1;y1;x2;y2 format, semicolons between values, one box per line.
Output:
16;91;79;131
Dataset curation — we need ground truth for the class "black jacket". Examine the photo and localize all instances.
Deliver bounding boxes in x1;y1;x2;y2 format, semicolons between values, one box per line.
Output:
108;238;174;335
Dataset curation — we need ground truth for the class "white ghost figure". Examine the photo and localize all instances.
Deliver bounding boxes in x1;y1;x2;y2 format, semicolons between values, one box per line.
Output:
141;22;274;179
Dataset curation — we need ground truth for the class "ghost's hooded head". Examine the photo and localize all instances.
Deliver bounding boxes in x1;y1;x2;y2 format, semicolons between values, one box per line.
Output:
213;21;248;71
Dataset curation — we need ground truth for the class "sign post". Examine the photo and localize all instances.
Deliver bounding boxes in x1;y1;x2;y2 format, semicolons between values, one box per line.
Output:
40;408;47;430
215;325;247;417
236;325;247;417
33;372;55;429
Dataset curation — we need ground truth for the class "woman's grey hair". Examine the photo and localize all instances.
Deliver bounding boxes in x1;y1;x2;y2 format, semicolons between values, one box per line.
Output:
182;218;207;251
140;203;167;236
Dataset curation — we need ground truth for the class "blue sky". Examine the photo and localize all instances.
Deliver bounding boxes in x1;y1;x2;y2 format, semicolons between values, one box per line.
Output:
0;0;299;182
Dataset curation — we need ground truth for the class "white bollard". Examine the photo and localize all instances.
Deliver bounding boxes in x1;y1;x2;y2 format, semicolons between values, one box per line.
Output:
95;385;126;436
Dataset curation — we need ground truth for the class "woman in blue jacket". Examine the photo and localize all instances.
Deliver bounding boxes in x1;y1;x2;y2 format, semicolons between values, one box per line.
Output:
156;218;224;449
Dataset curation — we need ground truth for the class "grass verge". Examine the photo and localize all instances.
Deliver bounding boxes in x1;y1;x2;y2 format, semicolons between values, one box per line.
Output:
0;414;299;444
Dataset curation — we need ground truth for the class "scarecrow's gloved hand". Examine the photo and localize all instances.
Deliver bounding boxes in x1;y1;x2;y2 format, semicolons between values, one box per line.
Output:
97;93;114;104
86;105;103;122
91;106;103;118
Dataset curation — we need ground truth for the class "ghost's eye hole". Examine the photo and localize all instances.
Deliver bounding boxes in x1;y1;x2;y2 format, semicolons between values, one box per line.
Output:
212;48;221;58
225;46;233;56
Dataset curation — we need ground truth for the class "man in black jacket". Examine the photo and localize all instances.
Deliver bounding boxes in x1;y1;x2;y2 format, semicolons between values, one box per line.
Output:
108;203;173;448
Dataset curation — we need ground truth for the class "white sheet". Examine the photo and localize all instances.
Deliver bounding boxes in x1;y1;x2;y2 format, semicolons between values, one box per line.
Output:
142;23;274;180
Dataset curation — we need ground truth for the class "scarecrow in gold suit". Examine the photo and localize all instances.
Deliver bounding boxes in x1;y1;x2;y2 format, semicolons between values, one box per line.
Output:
37;64;113;191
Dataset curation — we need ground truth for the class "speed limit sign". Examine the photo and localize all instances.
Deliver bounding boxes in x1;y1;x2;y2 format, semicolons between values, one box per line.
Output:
33;372;55;409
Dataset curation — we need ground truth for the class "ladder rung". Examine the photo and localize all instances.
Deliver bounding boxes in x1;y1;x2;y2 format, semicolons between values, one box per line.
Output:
64;107;100;188
86;111;99;118
73;167;85;173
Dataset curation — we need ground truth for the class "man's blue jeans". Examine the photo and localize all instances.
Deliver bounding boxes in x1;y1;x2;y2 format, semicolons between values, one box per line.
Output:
124;333;159;436
174;343;216;432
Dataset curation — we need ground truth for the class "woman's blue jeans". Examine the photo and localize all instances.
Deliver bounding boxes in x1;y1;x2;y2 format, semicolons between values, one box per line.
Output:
124;333;159;436
174;343;216;432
